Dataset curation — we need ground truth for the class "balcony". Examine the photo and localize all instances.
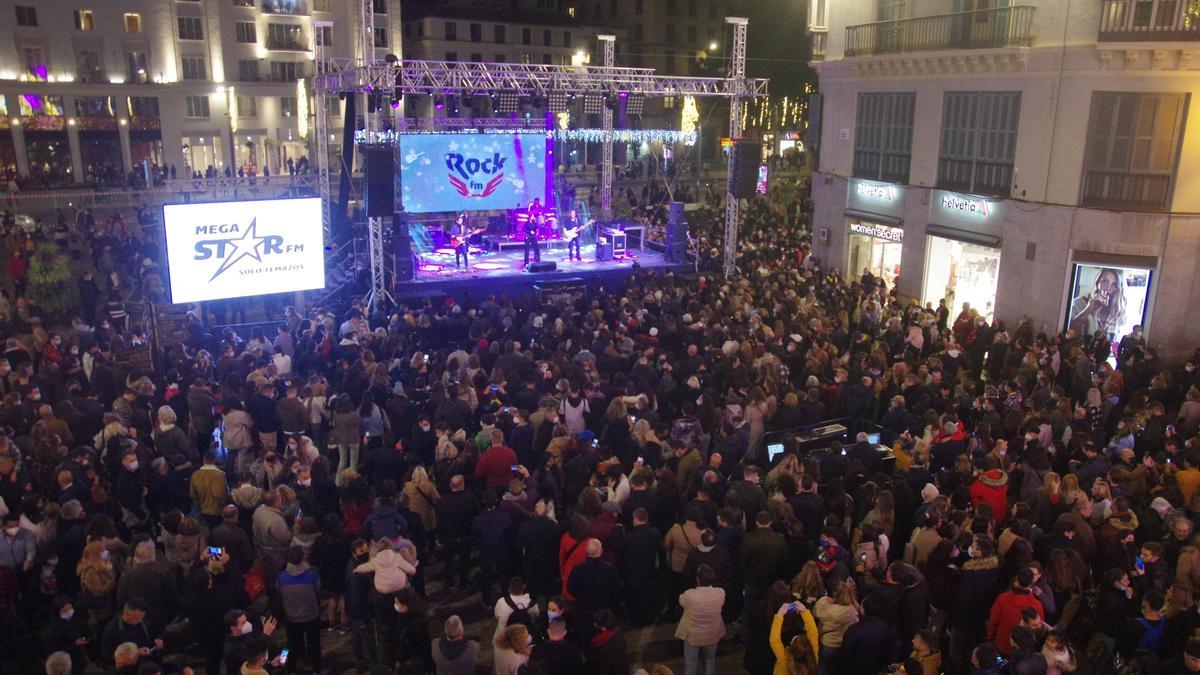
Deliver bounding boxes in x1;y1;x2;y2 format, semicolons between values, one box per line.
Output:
1099;0;1200;41
1081;170;1172;212
845;5;1035;57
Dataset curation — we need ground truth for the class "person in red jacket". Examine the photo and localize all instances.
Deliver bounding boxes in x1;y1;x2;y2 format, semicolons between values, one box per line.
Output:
969;456;1009;527
474;429;520;489
987;567;1044;654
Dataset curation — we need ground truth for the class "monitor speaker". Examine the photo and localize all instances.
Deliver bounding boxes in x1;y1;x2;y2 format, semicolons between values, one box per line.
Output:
526;261;557;273
728;140;762;200
363;146;394;218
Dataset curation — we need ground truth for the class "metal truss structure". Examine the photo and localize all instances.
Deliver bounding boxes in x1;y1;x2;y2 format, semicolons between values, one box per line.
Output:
312;18;766;297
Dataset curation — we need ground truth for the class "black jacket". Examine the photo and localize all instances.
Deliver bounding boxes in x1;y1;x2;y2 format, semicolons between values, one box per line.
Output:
951;555;1000;629
532;639;585;674
567;558;622;618
517;515;563;592
436;490;481;540
613;524;661;587
838;616;895;674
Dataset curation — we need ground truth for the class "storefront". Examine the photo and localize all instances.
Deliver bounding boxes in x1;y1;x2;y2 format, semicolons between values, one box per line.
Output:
922;190;1004;321
844;179;906;286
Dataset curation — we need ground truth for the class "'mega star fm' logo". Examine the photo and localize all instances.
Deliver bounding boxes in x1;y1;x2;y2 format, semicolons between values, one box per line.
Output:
193;217;304;280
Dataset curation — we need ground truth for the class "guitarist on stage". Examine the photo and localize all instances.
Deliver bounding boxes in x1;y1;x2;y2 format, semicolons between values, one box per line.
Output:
523;198;543;266
561;208;586;262
451;212;472;269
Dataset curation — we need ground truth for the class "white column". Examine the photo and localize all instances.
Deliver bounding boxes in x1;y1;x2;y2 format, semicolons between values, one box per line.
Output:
118;119;134;174
66;121;85;184
10;123;30;178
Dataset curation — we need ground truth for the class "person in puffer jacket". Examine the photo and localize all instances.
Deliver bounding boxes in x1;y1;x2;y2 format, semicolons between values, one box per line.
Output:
354;538;418;594
277;545;323;673
969;456;1009;526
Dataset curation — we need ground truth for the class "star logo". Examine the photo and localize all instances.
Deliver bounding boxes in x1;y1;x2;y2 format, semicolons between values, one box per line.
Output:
209;217;266;281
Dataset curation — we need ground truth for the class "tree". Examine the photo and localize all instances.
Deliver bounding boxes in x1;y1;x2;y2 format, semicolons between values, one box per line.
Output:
26;243;79;318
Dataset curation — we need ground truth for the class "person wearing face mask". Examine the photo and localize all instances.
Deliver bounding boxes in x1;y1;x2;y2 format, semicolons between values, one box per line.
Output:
43;595;89;674
277;545;323;674
388;587;433;672
222;609;279;675
112;451;148;532
0;511;33;573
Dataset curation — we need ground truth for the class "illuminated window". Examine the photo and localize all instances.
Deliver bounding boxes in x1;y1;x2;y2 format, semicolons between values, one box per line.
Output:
235;21;256;43
237;96;257;117
124;13;142;33
280;96;298;117
178;17;204;40
19;94;65;116
74;9;95;31
185;96;210;118
181;56;207;80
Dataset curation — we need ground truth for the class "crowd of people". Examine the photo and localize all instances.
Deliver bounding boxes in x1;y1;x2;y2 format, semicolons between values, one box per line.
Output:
1;173;1199;675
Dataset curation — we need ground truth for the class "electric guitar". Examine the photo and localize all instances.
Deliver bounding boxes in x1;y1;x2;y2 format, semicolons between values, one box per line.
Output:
449;227;485;248
562;218;595;243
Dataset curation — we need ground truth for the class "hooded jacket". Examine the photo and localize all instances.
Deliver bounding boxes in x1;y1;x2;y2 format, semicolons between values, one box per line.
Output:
970;469;1009;526
431;636;478;675
354;545;417;594
987;585;1043;654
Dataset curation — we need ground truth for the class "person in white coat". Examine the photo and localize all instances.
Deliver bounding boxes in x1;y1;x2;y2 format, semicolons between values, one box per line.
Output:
675;563;726;675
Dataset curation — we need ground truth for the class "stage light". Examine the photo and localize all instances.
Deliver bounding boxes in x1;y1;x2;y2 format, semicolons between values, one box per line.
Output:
604;92;618;111
626;93;645;116
498;92;520;113
583;93;603;114
390;96;400;109
531;93;546;109
434;95;445;110
549;92;570;113
709;41;719;51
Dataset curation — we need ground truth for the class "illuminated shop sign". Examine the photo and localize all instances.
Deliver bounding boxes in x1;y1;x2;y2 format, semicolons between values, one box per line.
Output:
849;221;904;243
855;181;896;200
939;193;991;217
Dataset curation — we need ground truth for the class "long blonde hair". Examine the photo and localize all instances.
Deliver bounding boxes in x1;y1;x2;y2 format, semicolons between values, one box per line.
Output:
787;632;818;675
494;624;532;656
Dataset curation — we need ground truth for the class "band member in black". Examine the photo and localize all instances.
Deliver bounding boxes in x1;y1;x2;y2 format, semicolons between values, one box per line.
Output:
561;208;583;261
524;198;542;266
451;212;470;269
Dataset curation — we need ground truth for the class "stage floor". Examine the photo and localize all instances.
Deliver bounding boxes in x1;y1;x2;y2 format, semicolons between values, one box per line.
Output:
407;244;680;284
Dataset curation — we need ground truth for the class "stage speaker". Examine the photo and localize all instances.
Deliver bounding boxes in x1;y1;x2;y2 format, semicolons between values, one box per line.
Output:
363;146;394;218
526;261;557;273
728;140;762;200
596;241;613;261
666;201;688;262
392;212;414;281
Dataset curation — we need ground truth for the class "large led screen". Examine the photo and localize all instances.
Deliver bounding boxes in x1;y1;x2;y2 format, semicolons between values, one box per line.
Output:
162;197;326;304
399;132;547;213
1066;263;1152;343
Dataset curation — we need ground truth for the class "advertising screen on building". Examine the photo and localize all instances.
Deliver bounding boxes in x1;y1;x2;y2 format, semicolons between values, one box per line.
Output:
162;198;326;304
1066;263;1152;342
398;132;547;214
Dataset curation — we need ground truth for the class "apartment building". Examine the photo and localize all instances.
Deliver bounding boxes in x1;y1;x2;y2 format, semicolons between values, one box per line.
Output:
0;0;403;184
806;0;1200;360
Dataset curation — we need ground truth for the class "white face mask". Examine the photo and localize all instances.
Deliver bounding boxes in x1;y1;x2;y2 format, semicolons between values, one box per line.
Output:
99;550;110;561
127;461;139;471
240;620;253;635
3;527;17;537
60;608;74;620
547;610;560;621
299;479;311;487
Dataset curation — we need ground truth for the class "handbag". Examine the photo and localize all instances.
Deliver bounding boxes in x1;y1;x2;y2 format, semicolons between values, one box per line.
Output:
244;563;267;601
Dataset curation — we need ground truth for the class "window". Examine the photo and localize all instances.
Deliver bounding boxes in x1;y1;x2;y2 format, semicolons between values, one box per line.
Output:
665;50;676;73
235;21;256;43
542;53;552;65
1081;92;1188;212
18;94;63;116
22;46;47;79
185;96;210;118
877;0;906;21
853;92;916;183
373;27;387;48
372;0;387;13
124;13;142;33
73;9;95;31
237;60;259;81
237;95;257;117
563;31;571;48
635;0;643;14
688;26;697;44
76;50;102;81
446;51;458;61
470;23;481;42
938;92;1021;197
610;0;617;18
315;25;332;47
494;25;506;44
522;28;531;44
127;51;147;82
667;0;676;12
689;0;698;16
445;21;457;40
75;96;115;117
270;61;301;81
313;0;332;11
178;16;204;40
568;5;576;18
522;52;531;64
267;23;302;50
280;96;298;117
543;29;552;46
233;0;254;6
15;5;37;27
417;22;424;37
470;53;482;62
128;96;158;117
494;54;506;63
634;24;643;42
708;1;718;18
181;56;208;80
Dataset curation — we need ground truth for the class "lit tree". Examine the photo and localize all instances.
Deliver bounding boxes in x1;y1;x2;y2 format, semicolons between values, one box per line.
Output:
26;243;80;317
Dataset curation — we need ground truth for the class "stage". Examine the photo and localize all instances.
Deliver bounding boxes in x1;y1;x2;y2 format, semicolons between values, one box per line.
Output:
396;241;687;297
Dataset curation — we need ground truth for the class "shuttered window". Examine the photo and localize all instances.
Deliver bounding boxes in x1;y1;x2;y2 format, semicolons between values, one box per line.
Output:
1081;92;1187;212
938;91;1021;197
853;92;915;183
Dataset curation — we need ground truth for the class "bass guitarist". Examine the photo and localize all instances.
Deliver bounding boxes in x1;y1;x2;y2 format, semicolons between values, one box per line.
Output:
524;198;543;266
560;208;589;262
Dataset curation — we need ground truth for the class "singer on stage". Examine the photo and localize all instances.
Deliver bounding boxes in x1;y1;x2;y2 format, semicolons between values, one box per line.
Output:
451;213;471;269
561;208;583;262
524;198;543;266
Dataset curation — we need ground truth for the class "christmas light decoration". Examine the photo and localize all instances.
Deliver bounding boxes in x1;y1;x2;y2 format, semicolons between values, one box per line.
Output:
297;79;309;139
680;96;699;146
228;86;238;134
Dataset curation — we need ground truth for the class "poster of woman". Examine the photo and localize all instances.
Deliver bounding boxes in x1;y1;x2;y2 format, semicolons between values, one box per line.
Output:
1067;264;1151;341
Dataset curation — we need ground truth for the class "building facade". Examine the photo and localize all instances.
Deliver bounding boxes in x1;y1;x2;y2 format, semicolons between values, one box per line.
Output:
0;0;403;185
806;0;1200;361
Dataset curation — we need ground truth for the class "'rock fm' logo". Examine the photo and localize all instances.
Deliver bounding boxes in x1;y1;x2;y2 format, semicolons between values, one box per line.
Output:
446;152;505;198
193;218;305;281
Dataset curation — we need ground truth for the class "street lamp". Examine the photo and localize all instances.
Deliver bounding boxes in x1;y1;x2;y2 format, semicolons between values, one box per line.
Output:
708;41;719;51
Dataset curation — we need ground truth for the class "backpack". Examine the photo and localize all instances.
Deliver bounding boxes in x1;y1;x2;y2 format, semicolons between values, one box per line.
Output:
1135;616;1166;652
503;595;534;629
